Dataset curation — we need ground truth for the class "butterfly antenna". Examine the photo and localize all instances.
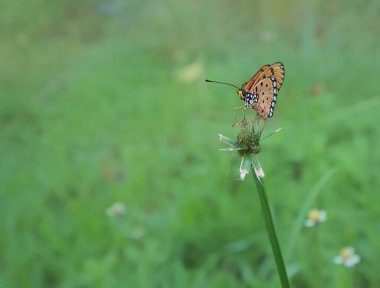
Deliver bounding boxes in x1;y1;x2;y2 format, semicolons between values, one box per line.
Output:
205;79;240;89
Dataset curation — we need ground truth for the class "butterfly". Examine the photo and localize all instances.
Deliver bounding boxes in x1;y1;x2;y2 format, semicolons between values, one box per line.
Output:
206;62;285;119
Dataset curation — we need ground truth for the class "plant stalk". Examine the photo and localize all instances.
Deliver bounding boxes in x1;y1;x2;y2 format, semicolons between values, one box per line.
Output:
252;167;290;288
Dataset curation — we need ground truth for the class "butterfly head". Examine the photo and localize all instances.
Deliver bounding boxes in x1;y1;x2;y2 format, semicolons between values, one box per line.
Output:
237;89;251;101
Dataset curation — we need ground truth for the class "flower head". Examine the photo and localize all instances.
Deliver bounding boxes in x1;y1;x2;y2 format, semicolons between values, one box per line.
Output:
304;209;327;227
106;201;127;217
219;125;263;181
334;247;361;267
218;118;280;181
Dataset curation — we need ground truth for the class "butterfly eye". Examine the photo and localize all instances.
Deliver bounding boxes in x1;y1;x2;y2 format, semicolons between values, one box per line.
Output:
237;89;244;100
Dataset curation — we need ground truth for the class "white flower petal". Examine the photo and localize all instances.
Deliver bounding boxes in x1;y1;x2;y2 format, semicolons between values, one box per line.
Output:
305;219;315;227
334;256;343;264
318;210;327;222
251;156;264;180
240;168;249;180
345;255;361;267
239;157;251;181
254;167;265;179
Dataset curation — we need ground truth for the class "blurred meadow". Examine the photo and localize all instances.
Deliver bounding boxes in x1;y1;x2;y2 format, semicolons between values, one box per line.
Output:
1;0;380;287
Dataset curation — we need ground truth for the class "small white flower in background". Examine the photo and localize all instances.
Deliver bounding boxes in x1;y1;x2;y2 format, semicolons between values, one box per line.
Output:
334;247;361;267
175;59;203;84
304;209;327;227
131;226;146;239
106;201;127;217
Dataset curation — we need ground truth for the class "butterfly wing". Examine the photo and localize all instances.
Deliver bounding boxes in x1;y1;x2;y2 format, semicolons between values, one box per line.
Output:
241;64;272;91
241;62;285;119
271;62;285;92
254;77;278;119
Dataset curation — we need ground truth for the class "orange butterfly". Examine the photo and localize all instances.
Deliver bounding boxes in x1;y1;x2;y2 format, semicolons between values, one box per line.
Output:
206;62;285;119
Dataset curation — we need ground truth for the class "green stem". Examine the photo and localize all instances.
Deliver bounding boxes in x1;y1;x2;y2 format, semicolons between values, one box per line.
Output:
312;228;323;288
252;168;290;288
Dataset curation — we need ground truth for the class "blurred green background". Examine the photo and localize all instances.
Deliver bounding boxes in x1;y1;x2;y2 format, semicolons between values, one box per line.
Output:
1;0;380;287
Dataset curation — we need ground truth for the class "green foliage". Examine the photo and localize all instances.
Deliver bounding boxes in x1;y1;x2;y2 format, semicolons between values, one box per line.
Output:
1;0;380;287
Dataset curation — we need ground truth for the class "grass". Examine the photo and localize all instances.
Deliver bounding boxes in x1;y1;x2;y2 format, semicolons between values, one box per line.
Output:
1;0;380;287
